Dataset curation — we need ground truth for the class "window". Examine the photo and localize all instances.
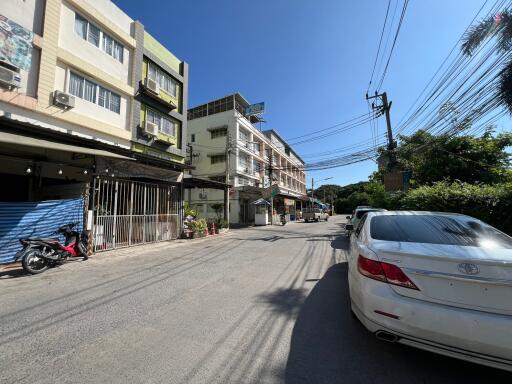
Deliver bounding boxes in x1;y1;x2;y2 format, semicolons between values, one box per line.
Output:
355;214;367;238
211;128;227;139
113;41;123;62
83;79;96;102
88;23;100;47
69;72;84;98
211;154;226;164
110;92;121;113
148;62;178;97
238;176;252;186
239;129;249;142
238;154;248;169
102;34;113;55
98;86;109;108
74;13;123;62
74;14;87;40
147;108;177;136
69;71;120;114
191;134;195;143
370;215;512;248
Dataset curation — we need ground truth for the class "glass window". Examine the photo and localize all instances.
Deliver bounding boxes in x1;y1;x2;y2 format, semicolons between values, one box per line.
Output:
113;41;124;63
148;64;157;81
98;86;109;108
370;215;512;248
147;62;178;96
211;128;227;139
211;154;226;164
191;134;195;143
74;14;87;40
109;92;120;113
69;72;84;98
103;34;113;55
161;117;174;136
83;79;96;102
88;23;100;47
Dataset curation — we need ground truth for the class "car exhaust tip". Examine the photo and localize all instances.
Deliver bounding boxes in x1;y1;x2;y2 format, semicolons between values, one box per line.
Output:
375;330;399;343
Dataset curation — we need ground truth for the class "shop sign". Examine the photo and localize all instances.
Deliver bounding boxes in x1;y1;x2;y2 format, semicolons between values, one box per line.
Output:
0;15;34;71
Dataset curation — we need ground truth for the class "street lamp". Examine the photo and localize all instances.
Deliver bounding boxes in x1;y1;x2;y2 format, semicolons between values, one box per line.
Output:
311;176;333;205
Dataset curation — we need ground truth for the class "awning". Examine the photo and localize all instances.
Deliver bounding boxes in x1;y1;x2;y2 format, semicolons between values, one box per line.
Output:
97;157;182;183
0;131;133;160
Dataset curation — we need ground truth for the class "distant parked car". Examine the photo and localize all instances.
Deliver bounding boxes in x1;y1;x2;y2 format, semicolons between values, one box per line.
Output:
303;208;329;222
347;210;512;372
345;207;386;237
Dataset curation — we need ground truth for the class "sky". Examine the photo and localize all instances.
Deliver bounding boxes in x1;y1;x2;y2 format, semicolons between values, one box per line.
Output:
114;0;501;189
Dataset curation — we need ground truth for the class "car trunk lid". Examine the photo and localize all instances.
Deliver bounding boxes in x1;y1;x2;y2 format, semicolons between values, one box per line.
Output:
371;241;512;316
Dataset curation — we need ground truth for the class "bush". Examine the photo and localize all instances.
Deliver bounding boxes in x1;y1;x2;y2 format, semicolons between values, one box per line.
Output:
400;181;512;234
190;218;207;233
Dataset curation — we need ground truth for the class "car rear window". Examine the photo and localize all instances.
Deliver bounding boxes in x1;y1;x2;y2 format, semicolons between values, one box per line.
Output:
356;209;380;219
370;215;512;248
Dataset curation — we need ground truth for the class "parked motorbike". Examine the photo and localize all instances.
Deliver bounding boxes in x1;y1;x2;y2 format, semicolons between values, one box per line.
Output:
15;223;88;275
280;214;287;226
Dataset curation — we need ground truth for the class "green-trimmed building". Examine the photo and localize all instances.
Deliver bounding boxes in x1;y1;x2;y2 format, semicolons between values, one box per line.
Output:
130;23;188;168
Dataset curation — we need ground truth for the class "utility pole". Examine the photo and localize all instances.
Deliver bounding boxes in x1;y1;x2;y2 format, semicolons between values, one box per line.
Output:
268;151;274;225
366;91;395;165
311;178;314;207
186;143;194;206
224;131;231;224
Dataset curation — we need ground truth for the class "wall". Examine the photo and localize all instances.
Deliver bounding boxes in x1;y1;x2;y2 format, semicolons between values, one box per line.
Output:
144;32;181;75
59;2;131;85
1;0;45;35
0;0;44;97
54;62;130;130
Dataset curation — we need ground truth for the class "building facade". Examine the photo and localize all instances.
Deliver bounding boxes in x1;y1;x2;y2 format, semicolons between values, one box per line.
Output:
0;0;188;259
187;93;306;225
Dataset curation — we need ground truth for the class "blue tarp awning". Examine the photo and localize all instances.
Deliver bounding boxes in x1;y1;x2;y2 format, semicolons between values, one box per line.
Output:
0;198;84;264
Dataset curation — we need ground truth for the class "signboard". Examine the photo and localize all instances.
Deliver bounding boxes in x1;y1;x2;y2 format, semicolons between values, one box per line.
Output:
384;170;405;192
245;102;265;116
0;15;34;71
271;186;279;198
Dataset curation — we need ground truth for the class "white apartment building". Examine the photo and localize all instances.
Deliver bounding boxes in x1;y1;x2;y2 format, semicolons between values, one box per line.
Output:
187;93;307;225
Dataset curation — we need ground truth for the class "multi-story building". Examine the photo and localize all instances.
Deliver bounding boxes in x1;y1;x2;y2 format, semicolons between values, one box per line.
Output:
187;93;307;225
0;0;189;261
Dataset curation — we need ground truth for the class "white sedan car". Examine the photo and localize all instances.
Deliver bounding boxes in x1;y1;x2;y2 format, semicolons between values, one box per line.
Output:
346;211;512;372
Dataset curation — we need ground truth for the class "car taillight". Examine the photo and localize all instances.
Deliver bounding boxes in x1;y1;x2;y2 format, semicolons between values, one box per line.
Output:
357;255;419;290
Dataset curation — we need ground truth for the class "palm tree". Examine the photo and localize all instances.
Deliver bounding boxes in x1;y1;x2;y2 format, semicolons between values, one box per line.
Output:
462;11;512;113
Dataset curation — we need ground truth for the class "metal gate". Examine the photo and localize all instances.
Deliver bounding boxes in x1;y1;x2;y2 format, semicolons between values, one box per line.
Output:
91;177;182;252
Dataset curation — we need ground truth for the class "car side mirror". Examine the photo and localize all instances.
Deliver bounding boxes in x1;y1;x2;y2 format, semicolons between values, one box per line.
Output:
346;216;351;220
345;224;354;231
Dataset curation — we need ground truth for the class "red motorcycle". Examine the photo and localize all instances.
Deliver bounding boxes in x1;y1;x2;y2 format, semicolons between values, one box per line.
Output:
15;223;88;275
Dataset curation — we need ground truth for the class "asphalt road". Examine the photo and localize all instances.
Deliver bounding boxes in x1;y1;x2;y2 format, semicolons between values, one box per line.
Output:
0;216;510;383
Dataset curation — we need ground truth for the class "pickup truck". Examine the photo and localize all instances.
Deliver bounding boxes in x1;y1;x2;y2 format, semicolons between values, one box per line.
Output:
303;208;329;222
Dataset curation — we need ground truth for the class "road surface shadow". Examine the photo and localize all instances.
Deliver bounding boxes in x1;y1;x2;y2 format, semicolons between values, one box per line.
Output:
285;263;511;383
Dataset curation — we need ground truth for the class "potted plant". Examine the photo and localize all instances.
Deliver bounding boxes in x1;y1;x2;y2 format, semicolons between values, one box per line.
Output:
218;219;229;233
190;218;207;238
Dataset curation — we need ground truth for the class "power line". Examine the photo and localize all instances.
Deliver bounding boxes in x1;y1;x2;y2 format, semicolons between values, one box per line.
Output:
376;0;410;91
367;0;392;93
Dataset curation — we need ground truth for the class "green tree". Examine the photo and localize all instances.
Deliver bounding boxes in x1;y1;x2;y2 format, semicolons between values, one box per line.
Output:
462;11;512;112
376;129;512;185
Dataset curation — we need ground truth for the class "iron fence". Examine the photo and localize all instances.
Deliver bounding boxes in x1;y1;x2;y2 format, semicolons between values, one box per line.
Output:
92;177;181;252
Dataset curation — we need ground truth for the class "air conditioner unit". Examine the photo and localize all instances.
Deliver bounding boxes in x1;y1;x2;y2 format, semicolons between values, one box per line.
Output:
0;66;21;89
53;90;75;109
145;77;159;95
143;120;159;136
